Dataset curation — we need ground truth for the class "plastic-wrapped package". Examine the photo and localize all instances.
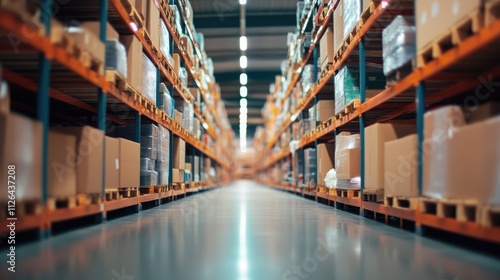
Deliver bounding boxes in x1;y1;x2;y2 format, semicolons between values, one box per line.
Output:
160;20;171;62
142;53;157;104
304;148;317;185
170;5;183;34
184;169;192;183
301;64;315;95
324;169;337;189
105;40;127;78
155;160;169;185
207;57;214;76
141;147;157;160
141;135;157;149
280;60;287;76
179;67;188;88
423;106;465;198
157;125;170;162
158;83;174;117
142;124;158;137
141;158;156;171
382;16;416;76
343;0;361;41
140;170;158;186
195;32;204;51
335;133;361;183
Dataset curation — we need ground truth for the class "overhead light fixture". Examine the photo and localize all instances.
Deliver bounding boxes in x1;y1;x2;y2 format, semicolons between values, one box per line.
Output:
240;55;247;69
202;122;209;129
240;98;248;107
239;0;246;5
240;86;247;97
240;36;247;51
130;22;138;32
240;107;248;115
240;73;247;85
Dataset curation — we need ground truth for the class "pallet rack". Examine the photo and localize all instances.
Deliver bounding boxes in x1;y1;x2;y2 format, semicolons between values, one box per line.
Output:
0;0;232;237
256;0;500;243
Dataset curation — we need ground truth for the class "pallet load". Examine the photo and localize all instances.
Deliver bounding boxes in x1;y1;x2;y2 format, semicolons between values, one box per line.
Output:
335;132;361;189
304;148;317;187
319;27;334;71
317;143;335;188
175;98;195;134
120;35;143;93
382;16;416;84
105;136;120;190
364;123;415;202
66;24;105;74
170;4;183;35
142;53;157;105
158;83;174;117
334;65;385;115
416;0;483;67
160;20;172;65
140;124;159;186
301;64;315;95
144;0;160;48
156;125;170;185
0;112;42;210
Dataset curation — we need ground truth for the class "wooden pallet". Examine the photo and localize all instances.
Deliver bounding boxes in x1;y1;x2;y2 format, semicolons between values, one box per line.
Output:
0;200;43;219
76;193;101;206
362;189;384;203
386;61;413;88
417;9;484;68
50;20;77;55
47;196;77;210
0;1;45;35
385;196;419;210
140;186;168;194
105;188;139;201
105;70;126;85
335;98;361;120
359;1;381;27
480;205;500;227
420;197;479;223
335;188;361;199
79;50;104;75
485;0;500;27
316;186;328;193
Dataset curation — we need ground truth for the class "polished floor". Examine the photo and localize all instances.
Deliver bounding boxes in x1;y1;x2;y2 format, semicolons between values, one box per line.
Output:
2;180;500;280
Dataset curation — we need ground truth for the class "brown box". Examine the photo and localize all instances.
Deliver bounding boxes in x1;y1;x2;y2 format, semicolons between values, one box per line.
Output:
48;131;77;198
335;148;360;180
173;53;181;76
81;21;119;41
423;106;465;198
416;0;481;52
179;170;185;183
333;0;344;54
0;113;42;202
145;0;160;48
105;137;120;189
448;117;500;204
134;0;147;19
180;35;193;59
320;27;334;70
55;126;104;194
118;138;140;188
384;134;418;197
316;100;335;122
189;88;201;105
185;163;192;173
173;137;186;169
120;35;143;92
467;102;500;124
172;168;182;183
365;123;415;191
174;109;182;124
317;143;335;186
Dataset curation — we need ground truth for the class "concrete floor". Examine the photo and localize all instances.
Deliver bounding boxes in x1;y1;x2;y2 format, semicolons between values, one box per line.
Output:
2;180;500;280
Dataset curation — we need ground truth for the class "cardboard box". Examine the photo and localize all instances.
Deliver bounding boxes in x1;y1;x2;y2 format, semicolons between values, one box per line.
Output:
145;0;160;48
189;88;201;105
467;102;500;124
317;143;335;186
55;126;104;194
365;123;415;191
47;131;77;198
384;134;418;197
448;117;500;204
173;53;181;76
105;137;120;189
416;0;481;52
174;110;183;124
0;113;42;202
81;21;119;41
320;27;334;70
423;106;465;198
333;0;345;54
173;137;186;169
118;138;140;188
134;0;147;19
335;148;360;180
120;35;143;92
172;168;182;183
179;169;185;183
316;100;335;122
185;162;192;172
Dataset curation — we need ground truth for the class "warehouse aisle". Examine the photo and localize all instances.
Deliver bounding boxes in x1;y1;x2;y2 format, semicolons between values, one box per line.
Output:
5;181;500;280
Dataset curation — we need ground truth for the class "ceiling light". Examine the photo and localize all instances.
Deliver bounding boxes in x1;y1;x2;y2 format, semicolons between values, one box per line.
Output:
239;0;246;5
240;55;247;69
240;98;248;107
240;73;247;85
240;86;247;97
240;36;247;51
240;107;248;114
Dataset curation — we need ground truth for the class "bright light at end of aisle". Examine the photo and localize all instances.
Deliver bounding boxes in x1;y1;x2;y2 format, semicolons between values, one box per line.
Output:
240;0;247;5
240;86;248;97
240;73;247;85
240;56;247;69
240;36;247;51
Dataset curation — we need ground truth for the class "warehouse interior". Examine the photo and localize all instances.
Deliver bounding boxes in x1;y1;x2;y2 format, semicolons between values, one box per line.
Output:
1;0;500;279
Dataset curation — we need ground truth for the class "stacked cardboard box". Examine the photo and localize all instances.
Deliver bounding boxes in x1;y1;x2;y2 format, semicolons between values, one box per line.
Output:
320;27;334;71
120;35;143;92
335;133;360;188
317;143;335;187
156;125;170;185
142;53;157;104
105;136;120;190
140;124;159;186
384;134;419;197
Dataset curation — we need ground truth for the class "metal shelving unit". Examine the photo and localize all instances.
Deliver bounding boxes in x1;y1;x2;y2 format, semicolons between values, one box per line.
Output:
0;0;232;235
256;0;500;243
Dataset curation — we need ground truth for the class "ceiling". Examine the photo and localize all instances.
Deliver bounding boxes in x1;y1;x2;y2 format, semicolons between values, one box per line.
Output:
190;0;297;141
